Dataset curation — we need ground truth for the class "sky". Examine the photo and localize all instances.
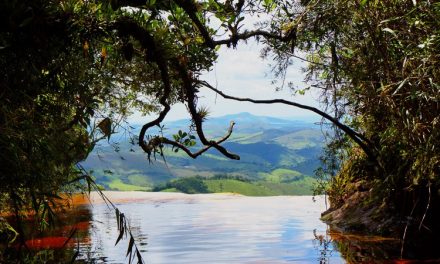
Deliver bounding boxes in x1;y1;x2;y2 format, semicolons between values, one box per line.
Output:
129;40;322;124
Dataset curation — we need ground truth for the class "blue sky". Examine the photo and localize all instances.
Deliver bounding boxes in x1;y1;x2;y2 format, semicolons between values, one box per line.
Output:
129;40;322;123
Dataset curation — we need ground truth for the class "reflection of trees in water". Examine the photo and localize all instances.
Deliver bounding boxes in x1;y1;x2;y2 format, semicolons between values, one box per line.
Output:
76;207;112;262
1;203;94;262
76;204;149;262
315;226;406;263
312;227;335;264
331;236;401;263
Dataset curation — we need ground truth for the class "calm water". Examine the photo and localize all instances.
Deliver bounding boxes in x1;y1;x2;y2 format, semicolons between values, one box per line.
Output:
75;192;344;263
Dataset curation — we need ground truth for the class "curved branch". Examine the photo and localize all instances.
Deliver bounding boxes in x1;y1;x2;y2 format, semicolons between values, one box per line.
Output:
174;61;240;160
212;30;289;47
159;121;236;158
114;18;171;159
114;17;239;160
173;0;216;48
201;81;378;164
111;0;292;49
173;0;290;48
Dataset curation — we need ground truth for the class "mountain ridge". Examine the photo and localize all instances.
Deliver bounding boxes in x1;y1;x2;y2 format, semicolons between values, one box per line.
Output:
83;113;324;195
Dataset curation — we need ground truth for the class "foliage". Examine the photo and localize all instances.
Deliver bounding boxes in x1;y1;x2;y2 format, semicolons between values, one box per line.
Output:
153;174;316;196
2;0;440;260
278;0;440;240
0;0;159;259
154;176;210;194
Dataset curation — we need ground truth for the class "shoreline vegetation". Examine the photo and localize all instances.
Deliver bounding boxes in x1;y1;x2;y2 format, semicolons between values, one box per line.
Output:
5;192;411;263
151;175;316;196
1;0;439;262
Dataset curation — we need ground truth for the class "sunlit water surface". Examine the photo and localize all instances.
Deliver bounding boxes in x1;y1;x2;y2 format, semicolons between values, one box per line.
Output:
77;192;344;263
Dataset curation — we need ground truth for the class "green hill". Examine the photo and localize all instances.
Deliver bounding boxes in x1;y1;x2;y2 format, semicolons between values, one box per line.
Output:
153;176;316;196
81;113;324;195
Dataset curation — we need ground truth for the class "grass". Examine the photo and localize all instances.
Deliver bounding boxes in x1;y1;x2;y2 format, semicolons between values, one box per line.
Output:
203;179;275;196
259;180;316;195
96;168;316;195
230;132;264;143
108;179;149;191
127;174;151;187
106;175;316;195
160;188;179;192
259;168;305;183
274;129;322;150
203;178;316;196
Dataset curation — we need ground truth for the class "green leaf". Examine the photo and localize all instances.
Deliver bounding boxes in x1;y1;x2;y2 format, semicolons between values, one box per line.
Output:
393;78;408;95
115;213;125;245
136;249;143;263
115;229;124;245
70;251;79;264
360;0;369;8
86;177;91;194
126;236;135;257
382;27;397;38
98;117;112;141
115;209;120;230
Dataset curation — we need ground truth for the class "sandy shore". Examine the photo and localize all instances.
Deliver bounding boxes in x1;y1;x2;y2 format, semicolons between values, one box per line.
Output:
72;191;327;209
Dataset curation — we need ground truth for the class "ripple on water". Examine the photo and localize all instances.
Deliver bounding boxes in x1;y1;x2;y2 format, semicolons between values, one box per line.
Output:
79;193;343;263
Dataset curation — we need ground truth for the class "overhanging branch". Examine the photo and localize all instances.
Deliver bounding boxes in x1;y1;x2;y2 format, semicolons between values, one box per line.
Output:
173;0;290;48
114;17;172;159
175;60;240;160
159;121;236;158
112;0;292;49
201;81;378;164
114;17;239;161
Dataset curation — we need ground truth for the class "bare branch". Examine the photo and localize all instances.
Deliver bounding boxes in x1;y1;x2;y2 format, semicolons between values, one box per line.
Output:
200;81;378;164
114;17;239;160
174;60;240;160
159;121;236;158
111;1;294;50
419;182;431;231
173;0;290;48
113;17;172;159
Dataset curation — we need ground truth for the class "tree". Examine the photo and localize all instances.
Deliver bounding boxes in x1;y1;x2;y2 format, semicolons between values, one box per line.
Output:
104;0;440;256
1;0;439;261
0;0;160;260
267;0;439;256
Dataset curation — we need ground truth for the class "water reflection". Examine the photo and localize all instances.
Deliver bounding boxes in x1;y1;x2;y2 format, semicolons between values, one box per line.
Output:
1;199;94;262
83;193;344;263
10;193;428;263
312;228;338;264
327;229;417;263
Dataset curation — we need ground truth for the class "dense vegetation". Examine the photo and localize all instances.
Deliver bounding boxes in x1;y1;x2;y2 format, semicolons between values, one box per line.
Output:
1;0;439;261
296;1;440;256
153;174;316;196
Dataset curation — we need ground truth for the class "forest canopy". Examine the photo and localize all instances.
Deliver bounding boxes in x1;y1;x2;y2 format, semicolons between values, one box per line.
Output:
1;0;439;260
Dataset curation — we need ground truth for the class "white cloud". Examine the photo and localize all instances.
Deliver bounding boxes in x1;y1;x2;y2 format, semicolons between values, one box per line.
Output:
130;40;321;124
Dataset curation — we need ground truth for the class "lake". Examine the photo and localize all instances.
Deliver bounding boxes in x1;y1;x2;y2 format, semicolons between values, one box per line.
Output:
74;192;344;263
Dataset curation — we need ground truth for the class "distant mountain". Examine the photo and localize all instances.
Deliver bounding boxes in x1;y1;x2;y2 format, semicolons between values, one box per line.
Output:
82;113;324;194
131;112;315;135
202;112;313;132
